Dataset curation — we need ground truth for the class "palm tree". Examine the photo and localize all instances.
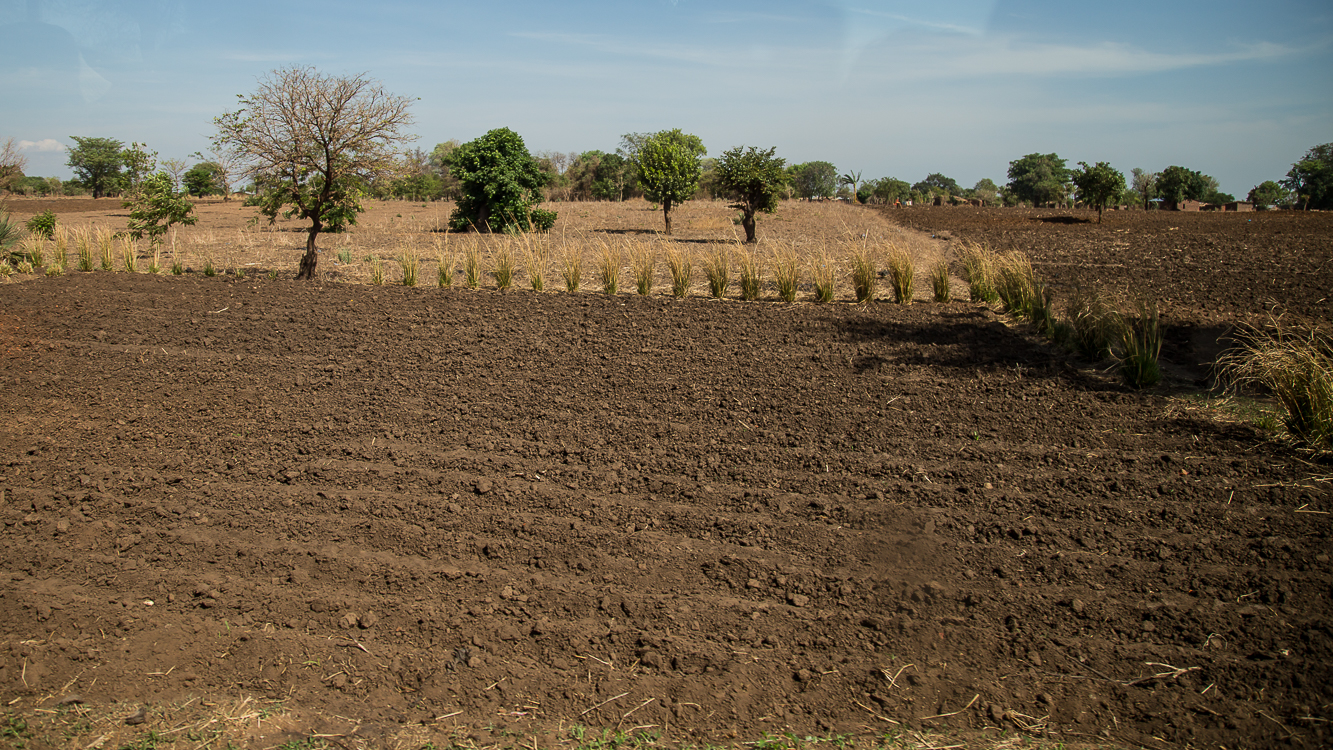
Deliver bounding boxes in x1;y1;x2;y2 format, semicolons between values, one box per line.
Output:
839;170;862;203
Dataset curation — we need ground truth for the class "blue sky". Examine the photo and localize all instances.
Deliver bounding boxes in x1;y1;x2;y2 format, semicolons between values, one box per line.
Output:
3;0;1330;197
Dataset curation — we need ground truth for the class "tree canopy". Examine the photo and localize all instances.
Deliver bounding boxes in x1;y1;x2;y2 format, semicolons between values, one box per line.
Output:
125;172;198;244
714;146;788;243
213;66;416;279
1007;153;1071;207
183;162;226;197
447;127;552;233
631;129;706;235
1156;165;1209;208
1283;142;1333;210
1248;180;1289;210
911;173;960;198
790;161;838;199
1071;161;1125;222
66;136;125;198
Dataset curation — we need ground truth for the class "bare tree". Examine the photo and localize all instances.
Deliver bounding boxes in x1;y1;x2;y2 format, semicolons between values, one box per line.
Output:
161;158;189;193
213;67;416;279
1;138;28;192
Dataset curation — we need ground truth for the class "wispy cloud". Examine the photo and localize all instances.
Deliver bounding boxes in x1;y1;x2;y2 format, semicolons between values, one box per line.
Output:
19;139;65;152
219;50;324;63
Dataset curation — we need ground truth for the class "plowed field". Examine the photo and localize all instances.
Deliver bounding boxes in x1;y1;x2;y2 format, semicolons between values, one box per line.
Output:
0;200;1330;749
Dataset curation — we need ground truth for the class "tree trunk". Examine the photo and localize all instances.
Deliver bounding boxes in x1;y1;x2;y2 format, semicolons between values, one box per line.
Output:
662;199;673;236
742;211;757;243
297;222;321;280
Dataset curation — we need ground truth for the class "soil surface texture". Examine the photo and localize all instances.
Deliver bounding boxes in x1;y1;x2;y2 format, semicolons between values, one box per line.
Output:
2;254;1331;748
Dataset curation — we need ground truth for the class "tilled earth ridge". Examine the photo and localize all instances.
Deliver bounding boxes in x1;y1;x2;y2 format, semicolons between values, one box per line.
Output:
0;272;1330;749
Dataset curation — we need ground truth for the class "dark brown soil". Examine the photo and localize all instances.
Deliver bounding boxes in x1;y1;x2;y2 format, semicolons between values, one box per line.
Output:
2;250;1331;749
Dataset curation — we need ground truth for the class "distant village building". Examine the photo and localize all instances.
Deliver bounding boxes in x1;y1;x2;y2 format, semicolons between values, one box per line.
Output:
1223;201;1254;212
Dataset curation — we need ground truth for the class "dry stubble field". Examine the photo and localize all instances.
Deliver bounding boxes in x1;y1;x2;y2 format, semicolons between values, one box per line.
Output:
0;197;1331;750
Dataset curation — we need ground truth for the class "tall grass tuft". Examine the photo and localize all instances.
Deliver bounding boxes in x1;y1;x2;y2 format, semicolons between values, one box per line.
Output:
121;235;137;272
666;246;692;299
704;246;731;299
435;238;455;288
772;245;801;303
958;241;999;303
560;247;582;293
995;252;1054;333
171;249;185;275
629;241;655;296
522;237;548;292
22;238;45;268
147;244;162;274
737;246;762;301
1064;287;1117;360
55;226;71;269
400;246;420;287
203;259;217;277
929;259;951;302
596;240;620;295
97;228;115;271
1221;317;1333;450
462;239;482;289
493;243;515;290
885;245;914;304
811;250;836;304
850;243;878;303
370;257;386;285
1115;298;1163;389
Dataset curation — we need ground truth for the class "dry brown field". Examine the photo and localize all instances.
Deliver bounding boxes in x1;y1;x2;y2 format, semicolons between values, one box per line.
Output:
1;196;1330;750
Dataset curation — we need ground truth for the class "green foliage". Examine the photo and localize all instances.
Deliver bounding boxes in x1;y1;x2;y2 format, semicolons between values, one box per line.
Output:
1222;319;1332;450
1248;180;1290;209
1006;153;1071;206
911;172;960;198
0;211;24;260
447;128;551;233
125;172;199;244
1283;142;1333;210
714;146;787;242
1116;299;1162;389
1156;165;1209;207
1131;168;1157;210
184;162;226;197
529;208;557;233
862;177;910;205
1071;161;1126;222
790;161;838;199
25;210;57;240
632;129;706;235
66;136;126;198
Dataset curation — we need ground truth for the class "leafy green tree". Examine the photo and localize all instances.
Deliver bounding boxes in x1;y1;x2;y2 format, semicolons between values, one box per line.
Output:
1007;153;1071;207
125;172;198;244
184;162;226;197
714;146;788;243
593;152;630;201
1156;165;1209;208
120;142;157;195
1248;180;1289;210
631;129;706;235
911;173;960;199
790;161;838;199
972;178;1000;204
1282;143;1333;210
213;67;416;279
66;136;125;198
447;127;551;233
1071;161;1126;223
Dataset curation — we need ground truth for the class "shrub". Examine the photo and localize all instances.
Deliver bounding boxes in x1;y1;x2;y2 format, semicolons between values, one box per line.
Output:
666;246;691;298
929;259;950;302
1115;298;1162;389
25;210;56;240
885;246;914;304
850;244;878;303
1221;317;1332;450
529;208;557;233
704;246;730;299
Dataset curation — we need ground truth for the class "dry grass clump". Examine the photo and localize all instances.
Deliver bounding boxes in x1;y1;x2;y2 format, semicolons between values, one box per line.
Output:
22;237;44;268
1115;298;1162;389
1221;316;1333;450
929;259;951;302
957;241;999;303
560;245;582;293
628;240;655;296
120;235;137;273
493;243;515;290
370;257;386;285
737;246;762;301
704;245;731;299
522;236;548;292
400;245;420;287
596;239;621;295
1063;287;1118;361
462;238;482;289
666;246;692;299
771;243;801;303
885;245;914;304
994;252;1054;333
811;250;836;304
435;238;455;288
849;242;878;303
96;227;114;271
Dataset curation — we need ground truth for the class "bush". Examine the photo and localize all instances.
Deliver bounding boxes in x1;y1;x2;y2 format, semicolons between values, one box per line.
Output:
25;210;57;240
529;208;557;233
